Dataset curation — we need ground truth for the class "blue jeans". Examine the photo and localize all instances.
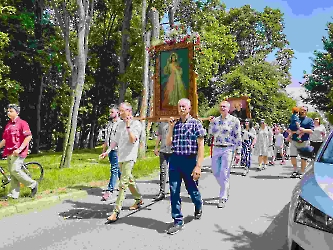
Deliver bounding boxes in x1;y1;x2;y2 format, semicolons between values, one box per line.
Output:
107;150;121;192
169;154;202;225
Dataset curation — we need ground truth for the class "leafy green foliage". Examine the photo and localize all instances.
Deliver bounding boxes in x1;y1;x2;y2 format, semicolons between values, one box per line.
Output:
303;21;333;116
0;2;21;104
203;56;296;125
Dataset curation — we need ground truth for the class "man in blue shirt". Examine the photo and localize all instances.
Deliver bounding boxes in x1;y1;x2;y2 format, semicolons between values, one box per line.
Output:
289;106;314;179
166;98;206;235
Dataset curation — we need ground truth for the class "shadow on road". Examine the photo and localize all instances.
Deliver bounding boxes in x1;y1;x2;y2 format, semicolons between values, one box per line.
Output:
214;203;290;250
70;186;104;197
201;167;212;173
58;200;195;233
136;179;160;184
59;200;110;219
114;215;194;234
250;175;291;180
202;197;220;206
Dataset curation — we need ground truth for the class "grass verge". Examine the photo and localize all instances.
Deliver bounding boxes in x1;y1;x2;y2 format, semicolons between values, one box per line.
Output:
0;140;211;208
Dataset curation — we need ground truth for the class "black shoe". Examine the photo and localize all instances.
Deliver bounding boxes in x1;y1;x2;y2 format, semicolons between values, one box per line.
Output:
194;208;202;220
154;193;165;201
290;171;298;178
217;199;226;208
166;222;184;235
31;182;38;197
242;168;249;176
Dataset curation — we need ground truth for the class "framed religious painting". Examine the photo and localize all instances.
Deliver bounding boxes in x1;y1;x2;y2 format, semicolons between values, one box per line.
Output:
153;42;198;119
227;96;252;121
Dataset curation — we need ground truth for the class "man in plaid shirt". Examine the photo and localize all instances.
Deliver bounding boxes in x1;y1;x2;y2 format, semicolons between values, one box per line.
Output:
165;98;206;235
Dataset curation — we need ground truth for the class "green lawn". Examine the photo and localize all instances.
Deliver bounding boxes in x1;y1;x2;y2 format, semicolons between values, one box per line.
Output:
0;139;211;207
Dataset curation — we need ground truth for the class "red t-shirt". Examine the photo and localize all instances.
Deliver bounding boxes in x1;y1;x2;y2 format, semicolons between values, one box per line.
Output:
2;117;32;158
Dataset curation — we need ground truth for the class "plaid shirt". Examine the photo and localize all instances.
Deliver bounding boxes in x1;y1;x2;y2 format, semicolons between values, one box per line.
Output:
172;116;206;155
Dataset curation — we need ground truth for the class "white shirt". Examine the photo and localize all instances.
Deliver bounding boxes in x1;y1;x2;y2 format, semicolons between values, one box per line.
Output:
274;134;284;147
310;125;326;142
242;128;256;141
208;114;242;154
111;120;142;162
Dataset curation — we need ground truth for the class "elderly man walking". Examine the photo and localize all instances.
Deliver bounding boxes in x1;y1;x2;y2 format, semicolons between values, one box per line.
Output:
100;102;143;223
165;98;206;235
208;101;242;208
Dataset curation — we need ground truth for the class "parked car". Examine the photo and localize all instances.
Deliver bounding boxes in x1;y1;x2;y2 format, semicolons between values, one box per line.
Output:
288;130;333;250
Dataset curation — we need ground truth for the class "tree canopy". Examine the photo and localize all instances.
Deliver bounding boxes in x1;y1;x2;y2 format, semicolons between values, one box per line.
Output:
303;21;333;123
0;0;299;160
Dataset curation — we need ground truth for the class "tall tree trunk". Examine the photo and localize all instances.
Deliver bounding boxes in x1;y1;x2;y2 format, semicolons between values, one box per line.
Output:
138;0;149;158
168;0;181;28
34;74;44;154
52;0;94;168
89;121;96;149
146;8;159;135
62;28;88;168
118;0;133;103
30;0;44;154
60;89;75;167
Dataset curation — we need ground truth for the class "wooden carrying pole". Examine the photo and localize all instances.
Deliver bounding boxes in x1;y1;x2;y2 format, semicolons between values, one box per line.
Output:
133;116;211;122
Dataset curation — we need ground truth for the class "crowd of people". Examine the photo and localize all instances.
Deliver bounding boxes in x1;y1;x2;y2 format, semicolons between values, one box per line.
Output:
0;100;329;236
96;98;330;235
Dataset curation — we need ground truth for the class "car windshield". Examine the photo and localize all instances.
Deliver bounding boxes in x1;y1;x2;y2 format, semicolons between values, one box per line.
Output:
319;133;333;164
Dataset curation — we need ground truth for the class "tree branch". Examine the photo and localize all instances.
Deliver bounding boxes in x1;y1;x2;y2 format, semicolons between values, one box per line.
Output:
51;0;73;70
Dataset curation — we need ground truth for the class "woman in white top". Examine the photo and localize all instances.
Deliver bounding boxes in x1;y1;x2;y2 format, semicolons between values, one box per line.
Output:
310;117;326;156
240;119;256;176
254;119;273;170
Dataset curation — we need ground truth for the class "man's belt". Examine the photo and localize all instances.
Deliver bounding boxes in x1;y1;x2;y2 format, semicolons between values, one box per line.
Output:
214;144;232;148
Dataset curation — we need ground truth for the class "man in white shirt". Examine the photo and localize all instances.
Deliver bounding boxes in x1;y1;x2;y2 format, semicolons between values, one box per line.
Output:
100;102;143;223
208;101;242;208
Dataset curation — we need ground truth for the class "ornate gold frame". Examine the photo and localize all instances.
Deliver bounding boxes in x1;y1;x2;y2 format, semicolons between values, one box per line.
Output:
152;42;198;120
226;96;252;119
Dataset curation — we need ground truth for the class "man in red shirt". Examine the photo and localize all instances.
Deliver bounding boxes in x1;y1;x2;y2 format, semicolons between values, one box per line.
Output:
0;104;38;199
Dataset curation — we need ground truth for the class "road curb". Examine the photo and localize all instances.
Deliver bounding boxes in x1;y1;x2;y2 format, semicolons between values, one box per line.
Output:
0;190;88;219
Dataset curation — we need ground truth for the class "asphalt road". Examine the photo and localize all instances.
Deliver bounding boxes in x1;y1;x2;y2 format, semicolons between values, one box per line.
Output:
0;156;300;250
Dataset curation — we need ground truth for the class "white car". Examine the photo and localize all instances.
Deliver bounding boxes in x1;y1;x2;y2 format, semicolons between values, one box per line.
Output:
288;131;333;250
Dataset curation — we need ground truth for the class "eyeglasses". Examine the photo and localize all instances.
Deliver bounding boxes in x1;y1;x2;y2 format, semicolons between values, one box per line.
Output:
314;118;319;121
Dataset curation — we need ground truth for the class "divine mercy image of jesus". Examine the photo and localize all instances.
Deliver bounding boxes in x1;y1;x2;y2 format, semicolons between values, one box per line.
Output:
161;52;188;107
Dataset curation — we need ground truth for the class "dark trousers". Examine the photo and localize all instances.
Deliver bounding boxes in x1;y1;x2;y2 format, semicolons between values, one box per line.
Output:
310;141;323;156
158;152;171;194
169;153;202;225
